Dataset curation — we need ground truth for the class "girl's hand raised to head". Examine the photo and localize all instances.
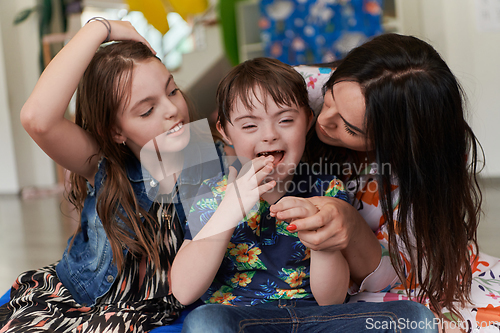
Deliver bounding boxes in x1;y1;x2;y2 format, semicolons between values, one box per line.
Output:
107;20;155;53
86;19;155;53
20;18;155;185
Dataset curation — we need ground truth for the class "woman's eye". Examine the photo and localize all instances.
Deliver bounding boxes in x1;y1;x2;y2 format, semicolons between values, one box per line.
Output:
169;88;179;96
140;108;153;117
344;124;356;136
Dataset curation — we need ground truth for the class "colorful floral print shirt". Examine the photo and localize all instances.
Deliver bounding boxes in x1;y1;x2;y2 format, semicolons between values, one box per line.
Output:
184;166;349;306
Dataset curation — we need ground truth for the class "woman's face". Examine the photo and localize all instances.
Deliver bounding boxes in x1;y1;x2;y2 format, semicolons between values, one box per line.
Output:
315;81;372;152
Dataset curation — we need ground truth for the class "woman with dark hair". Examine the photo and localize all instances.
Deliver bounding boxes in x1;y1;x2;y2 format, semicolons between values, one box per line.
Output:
278;33;500;332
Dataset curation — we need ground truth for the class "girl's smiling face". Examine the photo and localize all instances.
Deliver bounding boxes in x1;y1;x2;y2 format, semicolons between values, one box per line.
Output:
114;58;190;159
316;81;372;152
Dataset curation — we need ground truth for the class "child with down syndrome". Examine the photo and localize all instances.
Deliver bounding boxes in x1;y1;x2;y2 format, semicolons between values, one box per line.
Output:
171;57;438;333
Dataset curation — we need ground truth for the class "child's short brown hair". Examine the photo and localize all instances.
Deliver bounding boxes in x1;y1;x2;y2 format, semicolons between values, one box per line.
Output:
216;57;313;131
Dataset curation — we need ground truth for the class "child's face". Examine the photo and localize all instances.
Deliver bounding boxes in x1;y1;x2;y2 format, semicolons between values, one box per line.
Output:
114;58;190;158
218;87;312;184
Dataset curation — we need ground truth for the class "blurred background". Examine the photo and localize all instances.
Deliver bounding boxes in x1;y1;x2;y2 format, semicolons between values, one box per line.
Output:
0;0;499;291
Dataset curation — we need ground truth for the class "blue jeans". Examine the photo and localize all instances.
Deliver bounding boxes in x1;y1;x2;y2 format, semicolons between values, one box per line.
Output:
182;299;439;333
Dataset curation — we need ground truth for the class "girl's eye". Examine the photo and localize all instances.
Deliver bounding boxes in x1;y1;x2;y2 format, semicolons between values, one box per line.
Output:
140;108;153;118
242;124;256;130
280;118;293;124
344;124;356;136
169;88;179;96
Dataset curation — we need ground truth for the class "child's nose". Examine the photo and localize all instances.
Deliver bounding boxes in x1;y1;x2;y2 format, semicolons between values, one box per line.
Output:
162;98;178;119
261;125;279;142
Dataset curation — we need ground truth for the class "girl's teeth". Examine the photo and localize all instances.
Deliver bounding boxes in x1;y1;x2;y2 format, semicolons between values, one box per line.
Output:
167;123;183;135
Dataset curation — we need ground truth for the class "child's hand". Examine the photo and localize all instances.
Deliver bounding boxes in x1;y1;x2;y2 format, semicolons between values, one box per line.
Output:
190;156;276;241
87;19;155;54
270;197;319;231
223;155;276;220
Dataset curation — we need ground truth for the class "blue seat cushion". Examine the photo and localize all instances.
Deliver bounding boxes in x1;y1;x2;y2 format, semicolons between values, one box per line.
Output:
0;289;10;307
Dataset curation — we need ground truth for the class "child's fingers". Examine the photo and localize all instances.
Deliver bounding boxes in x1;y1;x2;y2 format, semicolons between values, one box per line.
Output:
253;162;274;185
270;197;317;219
237;156;274;193
108;20;157;54
270;197;303;214
227;166;238;185
241;156;274;181
138;37;156;54
273;207;311;221
257;180;276;197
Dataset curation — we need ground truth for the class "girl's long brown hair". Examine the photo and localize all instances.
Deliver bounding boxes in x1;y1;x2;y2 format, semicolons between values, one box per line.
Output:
68;41;191;273
312;34;483;318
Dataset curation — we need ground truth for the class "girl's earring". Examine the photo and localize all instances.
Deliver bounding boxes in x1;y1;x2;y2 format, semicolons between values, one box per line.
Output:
122;141;126;146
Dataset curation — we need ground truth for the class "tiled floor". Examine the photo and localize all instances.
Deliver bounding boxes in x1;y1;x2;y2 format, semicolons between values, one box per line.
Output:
1;178;499;292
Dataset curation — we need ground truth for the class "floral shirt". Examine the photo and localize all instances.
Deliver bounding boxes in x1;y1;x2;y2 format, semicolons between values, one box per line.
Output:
184;167;349;306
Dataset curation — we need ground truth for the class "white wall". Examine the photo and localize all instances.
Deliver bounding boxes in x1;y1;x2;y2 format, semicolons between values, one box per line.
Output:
0;23;19;194
0;0;56;193
399;0;500;177
173;24;232;119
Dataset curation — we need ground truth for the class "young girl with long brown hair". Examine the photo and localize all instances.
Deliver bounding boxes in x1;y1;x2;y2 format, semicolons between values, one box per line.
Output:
0;19;224;332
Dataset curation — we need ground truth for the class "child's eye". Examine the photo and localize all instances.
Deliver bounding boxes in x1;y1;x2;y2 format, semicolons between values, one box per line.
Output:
169;88;179;96
344;124;356;136
242;124;256;130
280;118;293;124
141;108;153;117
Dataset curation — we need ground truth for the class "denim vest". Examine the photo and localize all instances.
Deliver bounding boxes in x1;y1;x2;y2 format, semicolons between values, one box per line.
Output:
56;140;226;307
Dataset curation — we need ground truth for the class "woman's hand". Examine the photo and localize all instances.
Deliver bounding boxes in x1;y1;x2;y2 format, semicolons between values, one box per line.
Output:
274;196;382;284
272;196;356;251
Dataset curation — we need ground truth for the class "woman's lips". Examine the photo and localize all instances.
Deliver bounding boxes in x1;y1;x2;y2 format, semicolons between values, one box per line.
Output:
317;123;336;140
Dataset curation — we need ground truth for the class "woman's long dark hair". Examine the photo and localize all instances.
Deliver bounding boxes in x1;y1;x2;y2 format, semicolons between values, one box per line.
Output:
321;34;482;317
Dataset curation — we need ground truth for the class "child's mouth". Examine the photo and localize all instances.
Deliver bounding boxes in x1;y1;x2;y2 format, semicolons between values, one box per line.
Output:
256;150;285;166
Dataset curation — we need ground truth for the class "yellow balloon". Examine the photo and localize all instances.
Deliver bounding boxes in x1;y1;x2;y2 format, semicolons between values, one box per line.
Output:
161;0;208;21
126;0;169;34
